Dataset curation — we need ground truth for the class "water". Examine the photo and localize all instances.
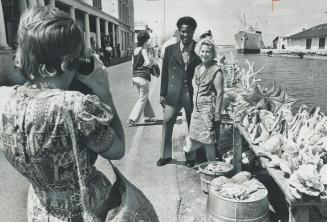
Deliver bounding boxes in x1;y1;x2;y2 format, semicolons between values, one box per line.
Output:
222;49;327;113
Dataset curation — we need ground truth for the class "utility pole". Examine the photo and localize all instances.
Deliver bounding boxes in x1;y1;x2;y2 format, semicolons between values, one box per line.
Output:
146;0;165;40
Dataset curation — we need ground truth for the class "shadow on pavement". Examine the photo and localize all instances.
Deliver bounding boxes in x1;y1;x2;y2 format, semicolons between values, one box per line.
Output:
128;119;183;127
133;119;163;126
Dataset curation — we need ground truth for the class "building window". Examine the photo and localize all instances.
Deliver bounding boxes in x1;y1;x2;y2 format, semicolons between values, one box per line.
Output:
319;37;325;49
306;38;312;49
93;0;102;10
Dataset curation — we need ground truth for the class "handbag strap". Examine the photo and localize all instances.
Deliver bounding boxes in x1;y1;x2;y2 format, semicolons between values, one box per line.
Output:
65;109;101;222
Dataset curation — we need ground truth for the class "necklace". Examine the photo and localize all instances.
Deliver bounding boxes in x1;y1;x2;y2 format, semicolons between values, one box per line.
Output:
195;64;212;86
23;82;57;90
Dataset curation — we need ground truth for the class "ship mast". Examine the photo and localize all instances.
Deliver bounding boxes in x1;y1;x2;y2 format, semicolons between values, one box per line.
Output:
244;13;246;30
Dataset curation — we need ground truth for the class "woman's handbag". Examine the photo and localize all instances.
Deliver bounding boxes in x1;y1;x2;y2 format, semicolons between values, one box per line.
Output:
149;63;160;77
105;165;159;222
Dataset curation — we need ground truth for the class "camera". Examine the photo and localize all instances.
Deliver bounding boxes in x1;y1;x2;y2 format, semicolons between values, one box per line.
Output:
77;57;94;76
69;57;95;94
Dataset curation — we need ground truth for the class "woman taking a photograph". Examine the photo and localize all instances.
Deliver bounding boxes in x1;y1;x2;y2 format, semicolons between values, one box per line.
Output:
0;6;157;222
183;38;224;162
127;31;156;126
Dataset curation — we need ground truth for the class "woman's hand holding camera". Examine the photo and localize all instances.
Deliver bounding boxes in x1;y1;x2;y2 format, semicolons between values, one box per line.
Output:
76;54;111;98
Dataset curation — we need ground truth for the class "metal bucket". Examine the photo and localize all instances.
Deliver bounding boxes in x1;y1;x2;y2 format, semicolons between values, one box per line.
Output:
199;161;233;193
206;186;270;222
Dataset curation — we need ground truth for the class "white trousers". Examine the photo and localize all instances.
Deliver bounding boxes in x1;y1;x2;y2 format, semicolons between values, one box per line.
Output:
128;77;155;122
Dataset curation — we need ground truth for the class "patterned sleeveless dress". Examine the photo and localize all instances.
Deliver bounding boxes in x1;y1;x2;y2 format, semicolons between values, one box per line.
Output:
189;63;222;144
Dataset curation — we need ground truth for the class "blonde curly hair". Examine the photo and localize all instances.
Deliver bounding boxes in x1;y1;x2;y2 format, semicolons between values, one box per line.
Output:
195;38;217;59
16;6;83;81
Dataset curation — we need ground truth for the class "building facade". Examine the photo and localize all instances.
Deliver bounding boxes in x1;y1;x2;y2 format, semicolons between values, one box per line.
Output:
272;36;288;50
285;24;327;55
0;0;134;54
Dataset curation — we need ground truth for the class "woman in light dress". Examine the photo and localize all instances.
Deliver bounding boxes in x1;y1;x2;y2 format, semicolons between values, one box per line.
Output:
184;38;224;162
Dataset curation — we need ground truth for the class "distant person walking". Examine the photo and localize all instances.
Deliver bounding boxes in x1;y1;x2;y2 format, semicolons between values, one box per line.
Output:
116;43;121;58
157;16;202;167
106;43;113;56
127;31;156;126
104;43;113;66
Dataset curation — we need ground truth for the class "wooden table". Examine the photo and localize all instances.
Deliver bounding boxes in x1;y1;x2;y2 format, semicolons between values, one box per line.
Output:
231;121;327;222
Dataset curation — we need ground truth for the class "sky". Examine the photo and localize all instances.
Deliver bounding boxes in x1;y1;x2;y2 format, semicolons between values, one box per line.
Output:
134;0;327;46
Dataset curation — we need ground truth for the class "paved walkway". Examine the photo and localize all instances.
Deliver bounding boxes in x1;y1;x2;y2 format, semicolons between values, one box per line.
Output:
105;60;209;222
108;56;132;67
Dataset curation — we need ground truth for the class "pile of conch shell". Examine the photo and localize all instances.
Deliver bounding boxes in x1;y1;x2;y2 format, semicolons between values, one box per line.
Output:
289;164;326;199
226;80;327;199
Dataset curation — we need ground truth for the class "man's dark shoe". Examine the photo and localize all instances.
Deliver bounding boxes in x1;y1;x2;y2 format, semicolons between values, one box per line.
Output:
144;118;156;122
157;158;172;166
185;160;196;168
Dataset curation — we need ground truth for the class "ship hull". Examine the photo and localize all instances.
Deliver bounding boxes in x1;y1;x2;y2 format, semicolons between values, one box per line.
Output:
235;31;262;54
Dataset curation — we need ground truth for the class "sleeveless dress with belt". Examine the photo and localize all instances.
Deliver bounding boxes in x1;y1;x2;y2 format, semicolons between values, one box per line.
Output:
189;63;222;144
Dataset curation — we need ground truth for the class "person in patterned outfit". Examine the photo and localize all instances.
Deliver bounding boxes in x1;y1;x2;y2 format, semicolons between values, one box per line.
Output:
0;6;158;222
183;38;224;161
